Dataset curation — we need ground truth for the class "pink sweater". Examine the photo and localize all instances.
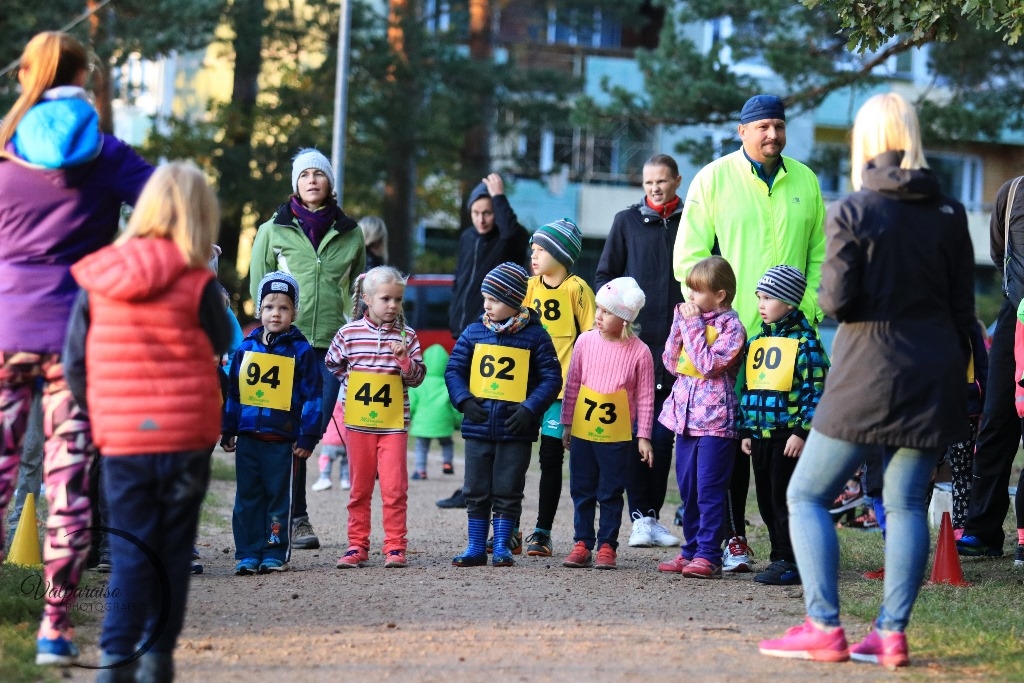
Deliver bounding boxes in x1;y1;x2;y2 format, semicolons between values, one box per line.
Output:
561;330;655;439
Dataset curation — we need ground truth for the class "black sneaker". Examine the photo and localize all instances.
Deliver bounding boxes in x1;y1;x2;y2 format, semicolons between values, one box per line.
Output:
436;488;467;509
754;559;801;585
1014;544;1023;569
525;531;552;557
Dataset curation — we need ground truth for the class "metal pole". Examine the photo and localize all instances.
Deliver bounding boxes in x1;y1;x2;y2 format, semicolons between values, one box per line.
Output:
331;0;352;205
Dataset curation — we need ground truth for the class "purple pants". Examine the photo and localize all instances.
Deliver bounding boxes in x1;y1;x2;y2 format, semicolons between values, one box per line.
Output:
675;434;735;564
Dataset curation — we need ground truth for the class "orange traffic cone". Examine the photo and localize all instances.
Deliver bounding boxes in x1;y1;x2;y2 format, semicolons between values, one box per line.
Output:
5;492;43;568
929;510;969;587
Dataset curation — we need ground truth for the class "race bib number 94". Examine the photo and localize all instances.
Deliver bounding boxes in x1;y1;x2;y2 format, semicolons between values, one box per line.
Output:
469;344;531;403
344;372;404;429
571;385;632;443
745;337;799;392
239;351;295;410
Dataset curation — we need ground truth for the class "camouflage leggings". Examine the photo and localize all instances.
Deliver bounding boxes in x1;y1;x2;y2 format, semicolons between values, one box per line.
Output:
0;352;93;633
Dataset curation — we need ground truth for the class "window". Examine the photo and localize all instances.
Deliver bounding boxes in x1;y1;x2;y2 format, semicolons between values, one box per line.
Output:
515;120;654;184
928;152;983;212
547;8;622;48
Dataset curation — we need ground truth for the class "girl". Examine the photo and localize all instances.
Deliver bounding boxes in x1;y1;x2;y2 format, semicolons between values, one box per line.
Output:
313;400;350;491
560;277;655;570
65;161;230;680
656;256;746;579
326;266;425;568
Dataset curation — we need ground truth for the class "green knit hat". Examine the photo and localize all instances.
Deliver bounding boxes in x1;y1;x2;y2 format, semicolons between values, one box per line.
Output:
531;218;582;269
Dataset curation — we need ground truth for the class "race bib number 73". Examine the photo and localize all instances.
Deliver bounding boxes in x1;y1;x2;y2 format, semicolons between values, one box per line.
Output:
571;385;632;443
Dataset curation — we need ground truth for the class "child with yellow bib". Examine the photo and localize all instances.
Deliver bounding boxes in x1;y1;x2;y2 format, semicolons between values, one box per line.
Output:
561;277;654;570
326;266;425;569
445;262;562;567
656;256;746;579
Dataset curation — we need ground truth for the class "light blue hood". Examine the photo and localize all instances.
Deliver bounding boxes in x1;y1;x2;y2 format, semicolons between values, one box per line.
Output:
12;86;102;169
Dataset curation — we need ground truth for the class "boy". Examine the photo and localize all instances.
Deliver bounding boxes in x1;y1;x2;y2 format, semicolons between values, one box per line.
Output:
522;218;595;556
445;262;563;567
738;265;829;585
222;271;323;575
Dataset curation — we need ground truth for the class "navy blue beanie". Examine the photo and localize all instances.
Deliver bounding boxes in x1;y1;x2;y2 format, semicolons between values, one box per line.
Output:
467;182;490;210
740;95;786;125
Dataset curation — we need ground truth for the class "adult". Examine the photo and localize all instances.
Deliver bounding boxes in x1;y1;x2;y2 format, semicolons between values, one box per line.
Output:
594;153;684;548
673;94;826;571
249;148;365;550
448;172;530;339
0;31;153;665
759;92;975;668
358;215;389;270
957;175;1024;558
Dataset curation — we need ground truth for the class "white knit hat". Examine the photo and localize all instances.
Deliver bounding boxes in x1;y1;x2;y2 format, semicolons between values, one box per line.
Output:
595;277;646;323
291;148;335;192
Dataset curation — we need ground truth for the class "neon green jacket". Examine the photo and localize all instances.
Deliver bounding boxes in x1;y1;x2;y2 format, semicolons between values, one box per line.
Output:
674;150;826;335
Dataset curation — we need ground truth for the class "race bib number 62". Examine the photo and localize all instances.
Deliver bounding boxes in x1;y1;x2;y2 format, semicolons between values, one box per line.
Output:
469;344;531;403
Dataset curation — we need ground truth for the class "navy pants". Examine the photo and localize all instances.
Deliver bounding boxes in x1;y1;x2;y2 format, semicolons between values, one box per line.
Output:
463;438;531;519
569;437;631;550
676;434;735;563
625;387;674;519
100;449;211;657
233;436;293;562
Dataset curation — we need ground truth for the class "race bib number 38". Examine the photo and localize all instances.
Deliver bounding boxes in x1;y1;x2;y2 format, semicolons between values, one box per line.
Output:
344;371;404;429
239;351;295;410
571;385;631;443
469;344;531;403
531;289;574;338
745;337;799;392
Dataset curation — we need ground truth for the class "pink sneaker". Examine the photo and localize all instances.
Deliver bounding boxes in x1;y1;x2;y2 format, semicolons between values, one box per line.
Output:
681;557;722;579
336;546;369;568
851;627;909;670
759;618;850;663
657;555;691;573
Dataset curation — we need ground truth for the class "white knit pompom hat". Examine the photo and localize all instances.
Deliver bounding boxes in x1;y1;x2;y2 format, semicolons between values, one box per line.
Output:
595;276;646;322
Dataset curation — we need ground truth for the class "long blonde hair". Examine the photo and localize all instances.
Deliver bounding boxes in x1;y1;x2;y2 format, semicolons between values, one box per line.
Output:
116;161;220;268
0;32;89;152
850;92;928;191
351;266;407;326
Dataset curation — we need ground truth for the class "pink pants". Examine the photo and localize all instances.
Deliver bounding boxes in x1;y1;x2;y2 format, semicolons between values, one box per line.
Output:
345;430;408;554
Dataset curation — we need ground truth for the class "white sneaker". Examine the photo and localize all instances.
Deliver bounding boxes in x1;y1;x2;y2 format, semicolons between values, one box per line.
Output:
340;476;351;490
647;517;680;547
628;511;654;547
722;535;753;573
311;476;332;492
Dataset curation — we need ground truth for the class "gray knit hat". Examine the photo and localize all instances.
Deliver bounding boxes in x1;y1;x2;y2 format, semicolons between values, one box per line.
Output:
256;271;300;316
531;218;582;269
755;265;806;308
291;148;334;192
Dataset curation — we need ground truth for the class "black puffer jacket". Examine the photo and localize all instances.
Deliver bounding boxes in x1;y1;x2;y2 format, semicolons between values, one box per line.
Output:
813;151;976;448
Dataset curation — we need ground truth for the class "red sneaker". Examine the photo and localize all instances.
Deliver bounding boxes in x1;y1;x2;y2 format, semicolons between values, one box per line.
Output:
681;557;722;579
657;555;691;573
562;541;592;568
759;618;850;663
336;546;369;568
594;543;617;570
851;627;909;670
384;549;407;568
862;566;885;580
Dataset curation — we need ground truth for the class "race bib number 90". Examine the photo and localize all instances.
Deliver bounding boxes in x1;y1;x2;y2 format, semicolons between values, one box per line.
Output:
469;344;531;403
344;371;404;429
745;337;799;392
571;385;632;443
239;351;295;410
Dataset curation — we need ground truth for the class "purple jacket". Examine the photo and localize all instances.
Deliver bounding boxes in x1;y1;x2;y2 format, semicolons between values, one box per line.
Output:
0;135;152;353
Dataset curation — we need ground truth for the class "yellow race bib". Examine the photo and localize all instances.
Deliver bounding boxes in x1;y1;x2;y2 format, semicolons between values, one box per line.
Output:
469;344;531;403
531;288;574;338
571;385;632;443
239;351;295;411
344;371;404;429
745;337;799;392
676;325;720;378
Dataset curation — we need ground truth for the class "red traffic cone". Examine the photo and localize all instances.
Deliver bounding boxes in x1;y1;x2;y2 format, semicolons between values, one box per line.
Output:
929;511;969;587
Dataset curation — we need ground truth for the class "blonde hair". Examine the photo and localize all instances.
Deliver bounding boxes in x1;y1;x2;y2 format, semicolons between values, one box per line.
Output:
352;265;408;323
358;216;389;261
0;32;89;153
850;92;928;191
116;161;220;268
685;255;737;307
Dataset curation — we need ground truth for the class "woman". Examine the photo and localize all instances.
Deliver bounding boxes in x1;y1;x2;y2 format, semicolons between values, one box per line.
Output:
359;215;389;270
249;148;365;550
0;32;153;665
758;93;975;669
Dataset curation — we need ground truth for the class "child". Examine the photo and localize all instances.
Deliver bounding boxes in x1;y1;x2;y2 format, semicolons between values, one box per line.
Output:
522;218;595;557
222;271;323;576
445;262;562;567
313;401;350;490
409;344;462;479
656;256;746;579
64;162;231;679
945;318;988;536
560;277;654;569
737;265;829;586
326;266;425;568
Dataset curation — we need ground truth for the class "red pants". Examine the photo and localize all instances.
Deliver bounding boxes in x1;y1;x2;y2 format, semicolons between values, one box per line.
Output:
345;430;408;554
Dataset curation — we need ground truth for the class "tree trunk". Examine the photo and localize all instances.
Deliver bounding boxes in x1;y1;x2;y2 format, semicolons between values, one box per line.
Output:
88;0;114;134
460;0;493;226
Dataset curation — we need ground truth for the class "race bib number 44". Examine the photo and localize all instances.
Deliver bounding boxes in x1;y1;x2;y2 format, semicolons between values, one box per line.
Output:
344;372;404;429
239;351;295;410
571;385;632;443
745;337;799;392
469;344;531;403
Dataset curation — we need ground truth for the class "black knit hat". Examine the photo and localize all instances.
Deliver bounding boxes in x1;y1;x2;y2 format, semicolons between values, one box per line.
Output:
755;265;806;308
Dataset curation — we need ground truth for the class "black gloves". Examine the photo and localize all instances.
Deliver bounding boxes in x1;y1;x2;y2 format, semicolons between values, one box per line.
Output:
460;397;488;423
504;405;534;436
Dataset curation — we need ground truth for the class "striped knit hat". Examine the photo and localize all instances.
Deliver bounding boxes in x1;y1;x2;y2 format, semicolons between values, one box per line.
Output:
755;265;806;308
531;218;582;269
256;271;300;316
481;262;529;309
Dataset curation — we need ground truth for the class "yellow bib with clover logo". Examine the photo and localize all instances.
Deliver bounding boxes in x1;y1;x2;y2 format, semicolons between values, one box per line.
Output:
676;325;720;378
531;288;574;338
469;344;531;403
344;371;404;429
571;385;632;443
239;351;295;411
745;337;799;392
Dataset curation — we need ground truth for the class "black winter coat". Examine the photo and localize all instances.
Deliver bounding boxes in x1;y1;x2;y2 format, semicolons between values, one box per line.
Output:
813;151;975;448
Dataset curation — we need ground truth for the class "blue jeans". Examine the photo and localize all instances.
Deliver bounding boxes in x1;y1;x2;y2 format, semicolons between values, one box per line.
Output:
569;437;631;550
414;437;453;472
788;429;939;632
233;437;293;562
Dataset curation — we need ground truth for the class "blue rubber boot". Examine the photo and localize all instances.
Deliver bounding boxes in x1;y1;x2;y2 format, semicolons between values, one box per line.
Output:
453;516;488;566
492;515;515;567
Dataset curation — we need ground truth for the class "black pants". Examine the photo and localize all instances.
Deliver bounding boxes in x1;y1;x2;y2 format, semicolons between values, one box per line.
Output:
964;300;1024;547
723;443;748;539
750;434;799;563
534;434;564;531
626;388;674;519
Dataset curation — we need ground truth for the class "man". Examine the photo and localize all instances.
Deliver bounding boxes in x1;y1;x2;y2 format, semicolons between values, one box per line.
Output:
673;94;826;572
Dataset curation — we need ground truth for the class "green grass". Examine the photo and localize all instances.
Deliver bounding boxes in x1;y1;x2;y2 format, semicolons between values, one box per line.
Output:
0;564;56;682
209;456;235;482
199;490;229;530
